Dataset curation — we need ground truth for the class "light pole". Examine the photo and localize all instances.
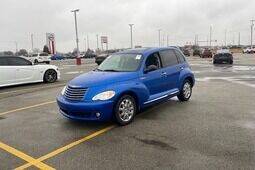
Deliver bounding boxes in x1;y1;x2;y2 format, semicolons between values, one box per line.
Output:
31;34;34;51
129;24;134;48
238;32;241;46
250;20;255;49
224;29;227;47
87;35;89;49
209;25;212;48
167;35;169;47
14;41;18;53
158;29;161;47
71;9;81;65
84;38;86;52
96;34;99;50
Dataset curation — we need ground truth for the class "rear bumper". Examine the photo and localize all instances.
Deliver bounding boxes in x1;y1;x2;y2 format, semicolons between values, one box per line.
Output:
214;58;232;63
56;95;114;121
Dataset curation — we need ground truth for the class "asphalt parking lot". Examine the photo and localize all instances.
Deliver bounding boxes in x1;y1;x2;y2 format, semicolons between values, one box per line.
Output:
0;54;255;170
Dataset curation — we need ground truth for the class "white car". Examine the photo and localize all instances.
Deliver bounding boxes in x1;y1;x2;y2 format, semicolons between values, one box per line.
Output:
25;52;51;64
0;56;60;88
243;48;255;54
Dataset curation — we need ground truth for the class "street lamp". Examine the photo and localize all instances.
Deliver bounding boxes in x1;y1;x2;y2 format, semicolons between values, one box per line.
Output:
71;9;81;65
129;24;134;48
251;20;255;49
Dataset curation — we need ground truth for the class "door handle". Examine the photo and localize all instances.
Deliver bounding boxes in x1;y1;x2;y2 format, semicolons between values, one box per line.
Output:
161;72;167;77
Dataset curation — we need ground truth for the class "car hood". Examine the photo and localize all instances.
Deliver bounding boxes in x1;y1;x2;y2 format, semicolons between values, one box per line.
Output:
68;71;139;88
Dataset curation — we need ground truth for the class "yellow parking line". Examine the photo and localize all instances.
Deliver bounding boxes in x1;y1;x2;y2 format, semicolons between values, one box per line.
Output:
15;125;115;170
0;101;56;116
0;141;55;170
0;83;65;95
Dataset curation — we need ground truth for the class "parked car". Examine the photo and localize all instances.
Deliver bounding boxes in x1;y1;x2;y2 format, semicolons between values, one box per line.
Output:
201;49;212;58
51;54;64;60
0;56;60;87
213;51;233;64
25;52;51;64
83;51;97;58
95;53;109;65
57;47;195;125
193;49;201;56
243;48;255;54
182;49;190;56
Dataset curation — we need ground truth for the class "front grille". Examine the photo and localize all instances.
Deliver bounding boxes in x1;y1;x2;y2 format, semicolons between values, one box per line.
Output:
64;86;87;101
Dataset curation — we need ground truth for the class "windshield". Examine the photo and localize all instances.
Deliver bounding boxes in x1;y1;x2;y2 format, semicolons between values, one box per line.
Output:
97;53;142;72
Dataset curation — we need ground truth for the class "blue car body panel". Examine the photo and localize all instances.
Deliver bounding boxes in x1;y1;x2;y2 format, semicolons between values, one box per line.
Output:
57;47;195;121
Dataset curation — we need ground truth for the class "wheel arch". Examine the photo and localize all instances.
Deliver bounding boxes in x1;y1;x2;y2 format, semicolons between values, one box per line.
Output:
43;68;58;82
115;90;140;111
179;73;195;90
184;76;194;87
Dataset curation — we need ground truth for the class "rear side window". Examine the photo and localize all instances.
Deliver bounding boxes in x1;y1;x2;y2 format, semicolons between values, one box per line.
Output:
160;50;178;67
39;53;48;56
7;57;32;66
0;57;9;66
174;50;186;63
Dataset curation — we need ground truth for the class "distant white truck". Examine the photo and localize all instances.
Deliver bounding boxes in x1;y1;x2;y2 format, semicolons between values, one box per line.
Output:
25;52;51;64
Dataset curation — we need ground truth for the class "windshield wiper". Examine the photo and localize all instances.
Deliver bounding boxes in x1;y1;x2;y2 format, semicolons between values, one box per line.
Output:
102;69;120;72
95;68;103;71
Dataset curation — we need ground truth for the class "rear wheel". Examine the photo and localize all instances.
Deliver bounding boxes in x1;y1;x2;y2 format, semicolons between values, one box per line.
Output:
43;69;57;83
34;59;38;64
178;80;192;102
114;95;136;126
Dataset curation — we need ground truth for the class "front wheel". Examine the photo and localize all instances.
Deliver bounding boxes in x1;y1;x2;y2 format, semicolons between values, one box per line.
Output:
114;95;137;126
43;69;57;83
178;80;192;102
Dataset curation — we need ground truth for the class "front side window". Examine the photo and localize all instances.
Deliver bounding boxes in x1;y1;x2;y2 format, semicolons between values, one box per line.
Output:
160;50;178;67
39;53;49;56
145;52;161;70
7;57;32;66
98;53;142;72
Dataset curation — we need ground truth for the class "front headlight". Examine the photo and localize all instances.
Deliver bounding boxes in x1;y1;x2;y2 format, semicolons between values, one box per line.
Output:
92;91;115;101
61;86;66;95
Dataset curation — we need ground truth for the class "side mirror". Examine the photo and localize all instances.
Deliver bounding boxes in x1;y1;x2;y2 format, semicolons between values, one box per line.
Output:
144;65;158;73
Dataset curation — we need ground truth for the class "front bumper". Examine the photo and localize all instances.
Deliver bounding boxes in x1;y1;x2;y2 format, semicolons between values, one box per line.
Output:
56;95;114;121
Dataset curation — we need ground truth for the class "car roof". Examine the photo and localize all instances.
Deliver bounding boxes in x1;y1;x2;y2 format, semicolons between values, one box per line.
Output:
117;47;180;56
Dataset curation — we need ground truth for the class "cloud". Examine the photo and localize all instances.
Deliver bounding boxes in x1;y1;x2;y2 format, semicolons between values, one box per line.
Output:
0;0;254;52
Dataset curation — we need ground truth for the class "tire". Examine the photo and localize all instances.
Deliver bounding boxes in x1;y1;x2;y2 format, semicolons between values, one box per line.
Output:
213;60;217;64
177;80;192;102
229;60;233;64
46;61;50;64
34;59;38;64
114;95;137;126
43;69;57;83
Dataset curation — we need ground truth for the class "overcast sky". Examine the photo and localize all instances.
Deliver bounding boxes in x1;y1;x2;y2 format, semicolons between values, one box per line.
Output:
0;0;254;52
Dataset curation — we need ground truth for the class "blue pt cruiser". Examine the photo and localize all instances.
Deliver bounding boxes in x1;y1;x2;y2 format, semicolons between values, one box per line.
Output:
57;47;195;125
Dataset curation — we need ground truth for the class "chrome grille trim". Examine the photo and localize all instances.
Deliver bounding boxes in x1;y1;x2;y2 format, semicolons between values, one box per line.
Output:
64;86;87;101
